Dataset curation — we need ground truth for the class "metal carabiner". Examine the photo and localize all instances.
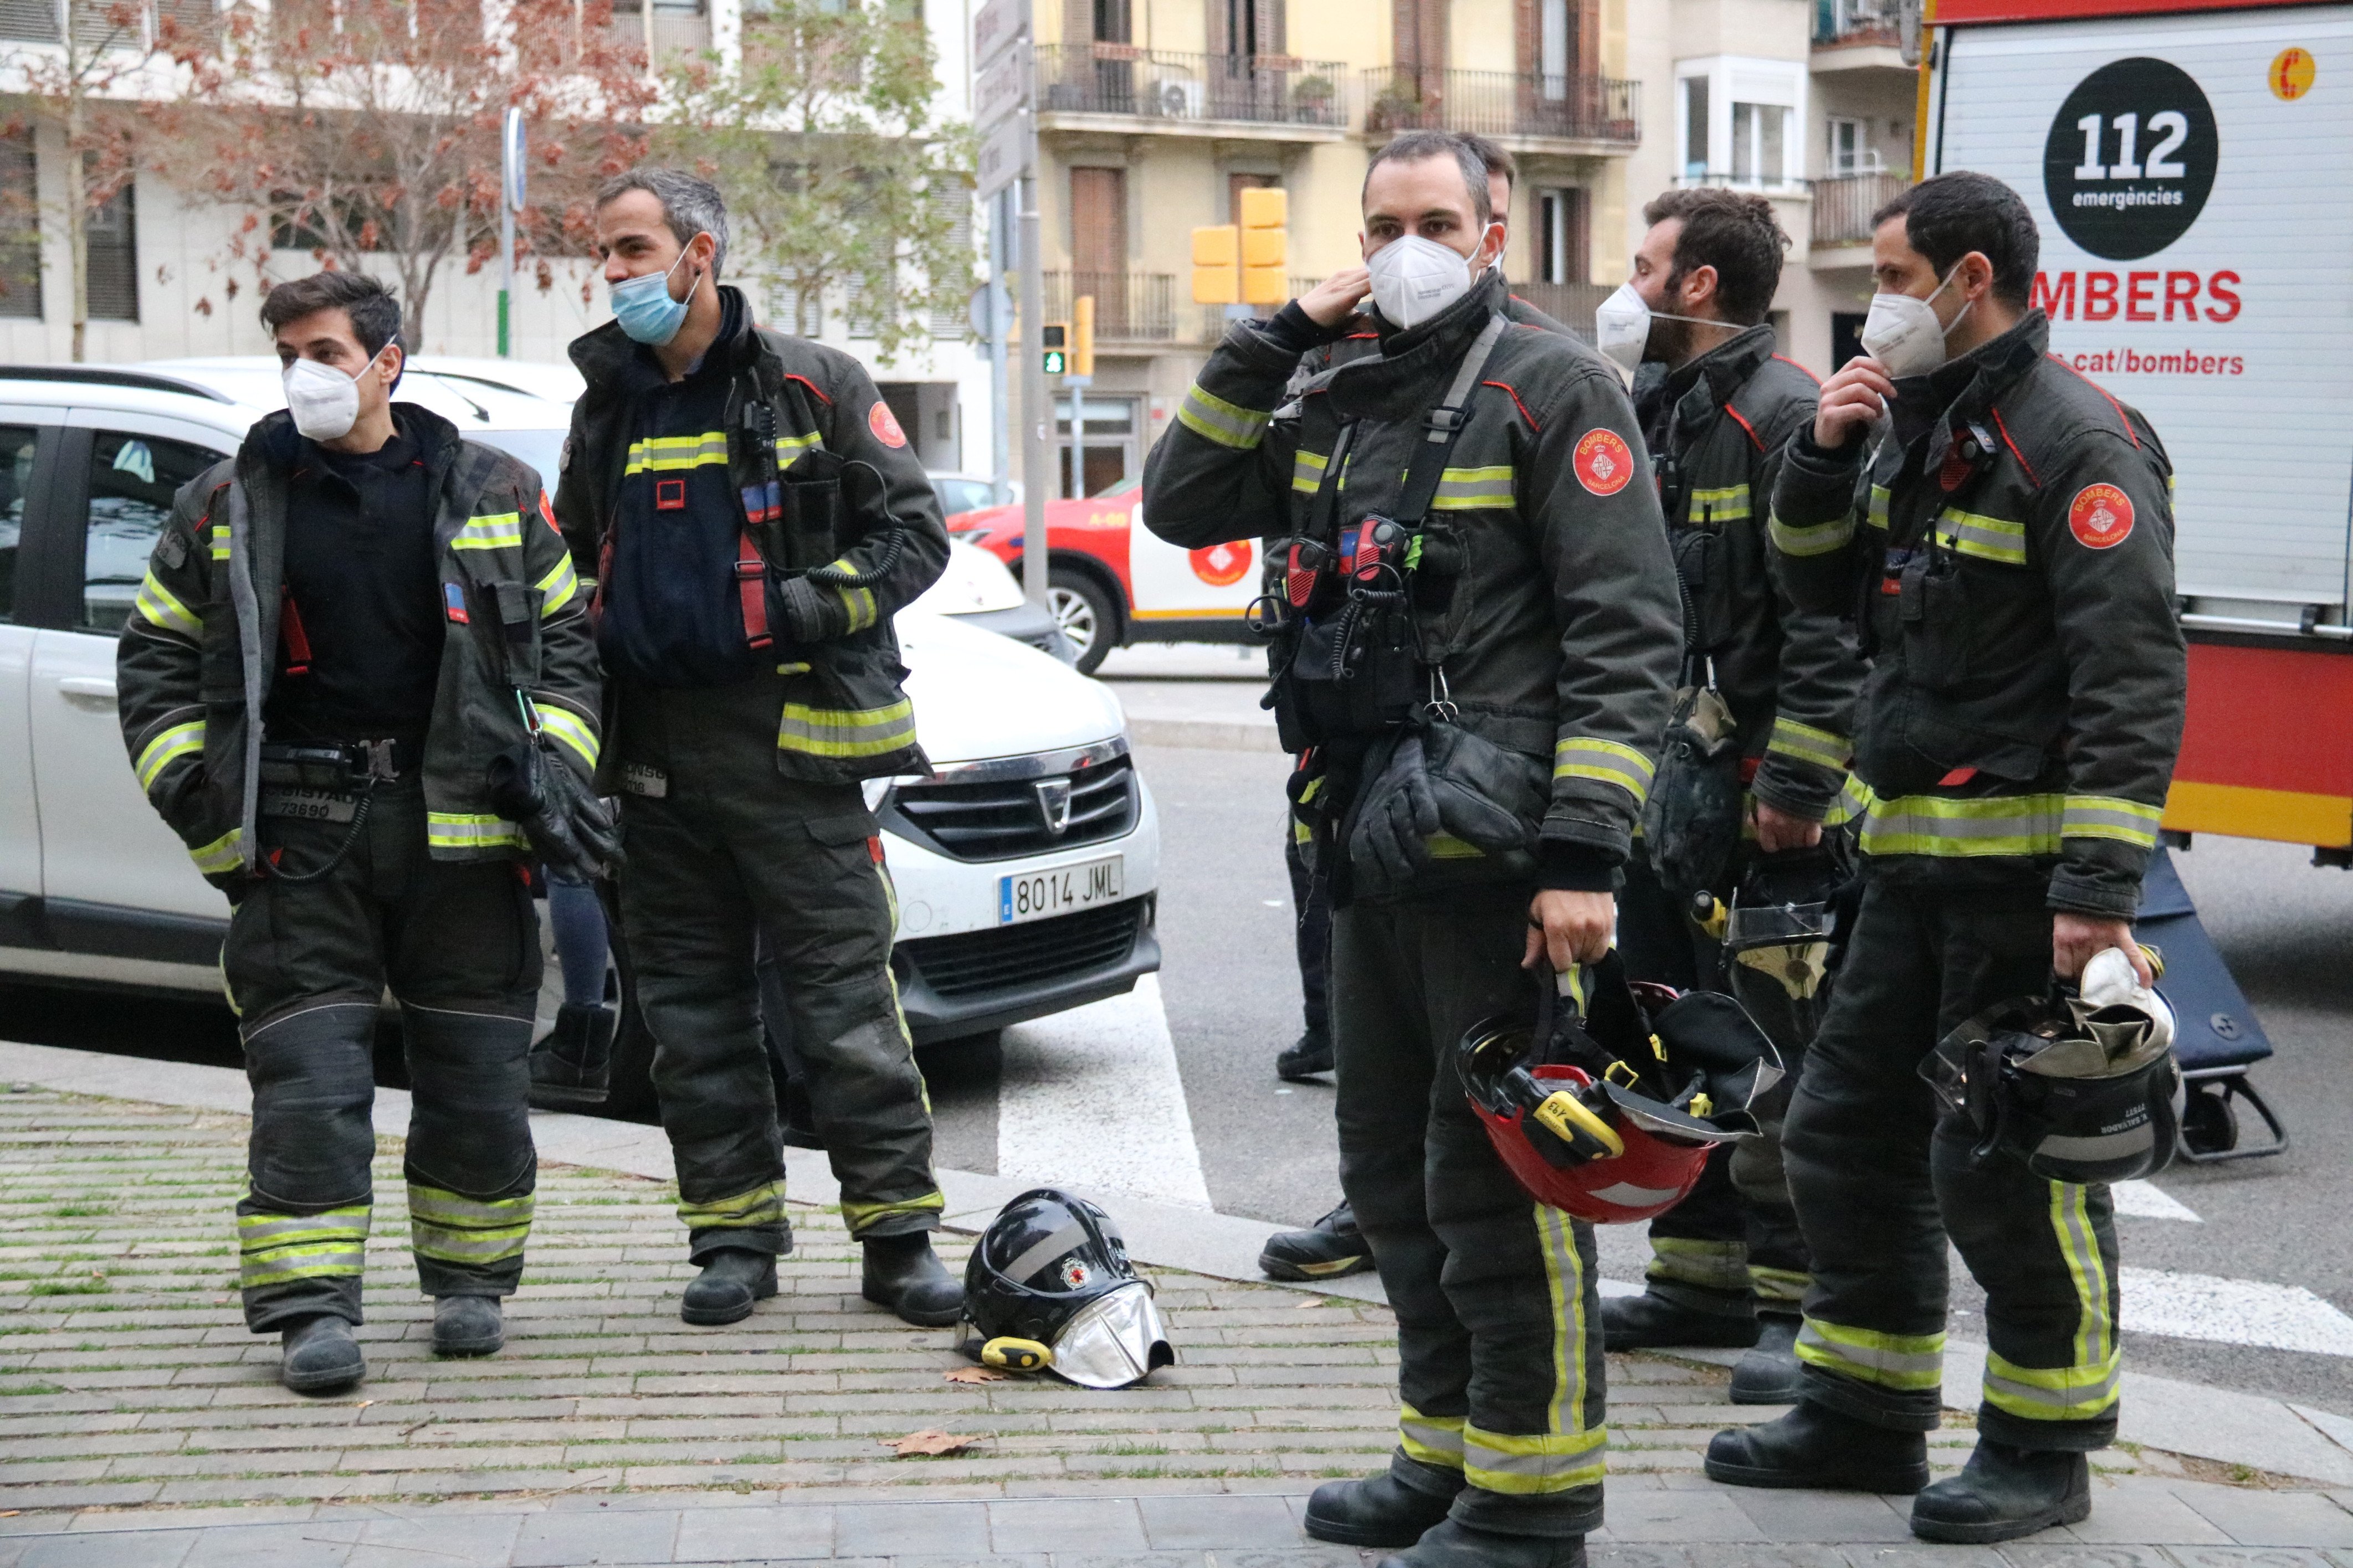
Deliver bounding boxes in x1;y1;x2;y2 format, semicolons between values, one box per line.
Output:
1424;665;1459;725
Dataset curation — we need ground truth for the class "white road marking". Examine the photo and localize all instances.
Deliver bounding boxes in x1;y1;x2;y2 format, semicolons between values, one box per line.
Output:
997;974;1213;1210
2122;1267;2353;1357
2113;1180;2201;1221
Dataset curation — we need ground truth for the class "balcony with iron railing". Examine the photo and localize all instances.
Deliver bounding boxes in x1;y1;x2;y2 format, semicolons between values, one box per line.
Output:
1033;45;1349;132
1508;280;1613;341
1812;0;1919;63
1039;270;1182;343
1811;171;1911;249
1360;66;1639;148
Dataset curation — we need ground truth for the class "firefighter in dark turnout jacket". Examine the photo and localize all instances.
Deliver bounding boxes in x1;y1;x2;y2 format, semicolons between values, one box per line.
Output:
554;170;961;1330
1703;173;2185;1543
1145;133;1681;1568
1595;192;1867;1404
116;273;612;1393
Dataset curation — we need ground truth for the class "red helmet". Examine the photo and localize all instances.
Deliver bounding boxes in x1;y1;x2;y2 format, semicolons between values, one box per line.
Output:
1459;953;1783;1224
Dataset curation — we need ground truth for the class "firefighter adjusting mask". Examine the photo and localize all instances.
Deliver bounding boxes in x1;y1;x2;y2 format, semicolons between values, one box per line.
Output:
1366;233;1479;331
609;239;705;346
1859;263;1973;378
960;1187;1174;1389
281;347;389;443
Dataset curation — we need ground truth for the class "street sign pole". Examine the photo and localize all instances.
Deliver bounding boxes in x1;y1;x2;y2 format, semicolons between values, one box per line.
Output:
987;192;1011;506
1018;172;1047;607
499;108;524;359
973;0;1042;605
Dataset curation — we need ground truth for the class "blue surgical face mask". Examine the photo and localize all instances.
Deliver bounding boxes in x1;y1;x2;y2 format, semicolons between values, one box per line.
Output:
609;240;703;345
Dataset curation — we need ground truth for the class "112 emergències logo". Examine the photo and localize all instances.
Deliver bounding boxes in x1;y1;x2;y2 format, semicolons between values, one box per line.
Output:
2042;56;2219;261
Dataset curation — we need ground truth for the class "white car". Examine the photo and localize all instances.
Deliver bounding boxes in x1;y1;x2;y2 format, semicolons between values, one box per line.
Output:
0;361;1161;1103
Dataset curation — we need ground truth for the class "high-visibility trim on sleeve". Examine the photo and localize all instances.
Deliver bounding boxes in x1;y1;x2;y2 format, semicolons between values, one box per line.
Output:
1552;737;1655;805
135;570;202;638
2060;794;2162;849
535;552;580;616
1768;511;1855;559
777;697;917;760
826;556;880;633
452;512;525;552
136;719;206;791
1686;482;1751;523
426;813;526;851
1765;716;1852;772
1176;383;1271;450
534;702;601;772
188;827;244;877
1797;1318;1945;1392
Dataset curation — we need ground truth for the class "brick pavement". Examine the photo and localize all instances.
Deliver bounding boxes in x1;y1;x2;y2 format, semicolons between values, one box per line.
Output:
1;1085;2351;1564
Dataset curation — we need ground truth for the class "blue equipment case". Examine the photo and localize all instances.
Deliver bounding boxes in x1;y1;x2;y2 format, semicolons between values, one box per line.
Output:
2138;847;2285;1161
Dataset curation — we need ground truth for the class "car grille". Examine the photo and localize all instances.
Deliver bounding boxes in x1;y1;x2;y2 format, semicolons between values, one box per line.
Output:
898;899;1147;1000
886;753;1136;862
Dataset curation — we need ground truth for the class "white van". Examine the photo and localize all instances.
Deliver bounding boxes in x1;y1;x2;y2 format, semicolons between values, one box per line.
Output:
0;362;1160;1106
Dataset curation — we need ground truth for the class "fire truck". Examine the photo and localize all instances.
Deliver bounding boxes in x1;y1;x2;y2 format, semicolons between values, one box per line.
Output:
1915;0;2353;1154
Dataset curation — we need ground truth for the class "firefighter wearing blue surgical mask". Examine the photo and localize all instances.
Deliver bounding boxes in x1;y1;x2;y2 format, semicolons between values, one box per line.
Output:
1588;188;1869;1410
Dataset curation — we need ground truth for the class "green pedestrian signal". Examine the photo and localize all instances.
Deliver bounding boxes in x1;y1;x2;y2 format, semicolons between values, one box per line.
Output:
1042;321;1068;377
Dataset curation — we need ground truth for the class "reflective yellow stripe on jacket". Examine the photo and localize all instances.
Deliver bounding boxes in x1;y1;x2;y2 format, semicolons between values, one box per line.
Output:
2061;795;2162;850
1291;449;1329;495
1933;508;2028;566
1431;465;1514;511
188;827;243;877
1765;716;1851;773
134;570;201;638
1860;793;2063;858
777;698;916;760
536;552;580;616
626;431;730;474
135;719;204;791
452;512;524;552
1686;482;1751;523
1176;383;1270;450
1553;737;1655;808
535;702;600;772
1768;511;1853;559
426;813;526;852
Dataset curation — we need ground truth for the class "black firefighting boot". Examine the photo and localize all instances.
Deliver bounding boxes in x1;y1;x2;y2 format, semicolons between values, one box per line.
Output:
862;1232;965;1327
1259;1202;1373;1282
432;1294;505;1357
1601;1287;1760;1350
280;1315;366;1394
680;1248;778;1326
527;1003;615;1110
1277;1030;1334;1081
1705;1399;1929;1493
1304;1469;1462;1546
1379;1521;1587;1568
1730;1313;1805;1404
1910;1441;2091;1544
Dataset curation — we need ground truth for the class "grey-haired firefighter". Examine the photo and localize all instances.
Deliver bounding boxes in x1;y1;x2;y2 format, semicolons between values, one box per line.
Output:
1703;172;2185;1543
1144;130;1680;1568
1590;189;1867;1405
116;272;614;1393
552;168;960;1329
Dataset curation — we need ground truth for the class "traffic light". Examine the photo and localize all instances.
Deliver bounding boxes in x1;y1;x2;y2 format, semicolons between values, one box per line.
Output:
1191;225;1239;305
1072;294;1095;378
1041;321;1068;376
1239;186;1287;306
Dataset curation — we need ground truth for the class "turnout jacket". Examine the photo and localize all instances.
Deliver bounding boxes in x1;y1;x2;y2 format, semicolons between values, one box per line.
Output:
1767;311;2185;917
1643;324;1865;821
116;405;602;889
1144;270;1682;872
555;287;949;785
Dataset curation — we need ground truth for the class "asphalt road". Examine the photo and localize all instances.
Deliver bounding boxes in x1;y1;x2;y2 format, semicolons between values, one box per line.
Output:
8;717;2353;1419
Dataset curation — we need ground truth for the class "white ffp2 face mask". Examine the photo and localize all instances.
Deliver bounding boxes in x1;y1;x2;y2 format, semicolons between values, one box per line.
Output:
1592;281;1724;378
1859;266;1972;379
282;350;384;441
1367;234;1477;330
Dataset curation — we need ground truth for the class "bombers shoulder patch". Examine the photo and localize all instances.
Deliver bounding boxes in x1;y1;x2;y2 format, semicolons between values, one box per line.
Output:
2068;482;2135;550
1573;428;1634;497
868;399;909;449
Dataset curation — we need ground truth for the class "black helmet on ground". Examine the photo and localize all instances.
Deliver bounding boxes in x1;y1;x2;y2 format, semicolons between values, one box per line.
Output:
960;1187;1173;1389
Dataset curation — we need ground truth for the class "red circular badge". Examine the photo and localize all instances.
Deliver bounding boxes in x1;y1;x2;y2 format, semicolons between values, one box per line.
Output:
1188;541;1253;587
1573;429;1635;497
868;399;908;449
2068;483;2134;549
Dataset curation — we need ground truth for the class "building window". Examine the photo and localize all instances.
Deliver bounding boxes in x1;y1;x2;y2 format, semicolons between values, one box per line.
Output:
1539;0;1570;98
1536;187;1586;285
85;181;137;322
0;131;38;321
1731;102;1789;185
1828;116;1878;175
1681;76;1709;180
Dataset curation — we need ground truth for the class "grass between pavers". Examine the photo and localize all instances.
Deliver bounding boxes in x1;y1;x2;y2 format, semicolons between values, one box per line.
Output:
0;1083;2245;1523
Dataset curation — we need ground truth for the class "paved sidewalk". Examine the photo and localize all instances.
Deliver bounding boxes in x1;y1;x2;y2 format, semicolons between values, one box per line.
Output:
3;1087;2352;1564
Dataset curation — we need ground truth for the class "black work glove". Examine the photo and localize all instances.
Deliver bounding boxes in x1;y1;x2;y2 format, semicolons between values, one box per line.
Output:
487;742;623;882
1349;732;1439;900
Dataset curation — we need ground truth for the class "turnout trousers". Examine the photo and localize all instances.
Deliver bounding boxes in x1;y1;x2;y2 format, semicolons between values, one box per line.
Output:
614;675;943;1261
221;780;542;1333
1334;886;1607;1539
1784;872;2121;1450
1617;853;1811;1322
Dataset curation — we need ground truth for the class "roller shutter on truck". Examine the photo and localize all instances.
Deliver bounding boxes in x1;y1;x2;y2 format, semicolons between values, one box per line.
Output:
1928;1;2353;850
